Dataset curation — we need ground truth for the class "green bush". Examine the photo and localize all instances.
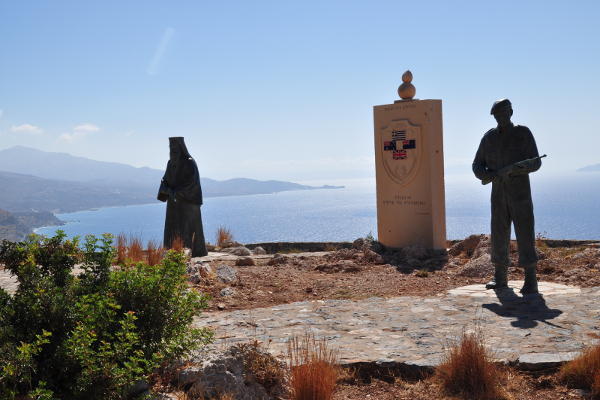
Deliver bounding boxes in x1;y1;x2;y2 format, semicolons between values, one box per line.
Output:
0;231;212;400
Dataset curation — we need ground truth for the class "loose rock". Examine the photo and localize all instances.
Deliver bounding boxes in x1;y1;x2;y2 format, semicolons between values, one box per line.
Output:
220;287;235;297
224;246;252;256
458;253;493;278
363;249;385;264
252;246;267;255
268;254;289;266
235;257;255;266
448;234;484;257
188;273;202;285
175;346;286;400
352;238;367;250
315;260;362;273
216;265;237;283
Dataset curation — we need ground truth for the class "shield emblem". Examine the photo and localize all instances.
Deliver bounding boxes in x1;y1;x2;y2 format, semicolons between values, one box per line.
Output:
379;119;422;186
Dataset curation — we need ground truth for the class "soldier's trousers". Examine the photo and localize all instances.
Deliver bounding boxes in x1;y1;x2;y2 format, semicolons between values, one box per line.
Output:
490;188;538;268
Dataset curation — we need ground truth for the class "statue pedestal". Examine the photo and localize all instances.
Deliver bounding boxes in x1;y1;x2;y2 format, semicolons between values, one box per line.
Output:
373;99;446;250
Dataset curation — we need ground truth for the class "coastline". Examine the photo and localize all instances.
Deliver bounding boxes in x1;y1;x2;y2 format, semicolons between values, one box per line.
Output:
32;185;349;238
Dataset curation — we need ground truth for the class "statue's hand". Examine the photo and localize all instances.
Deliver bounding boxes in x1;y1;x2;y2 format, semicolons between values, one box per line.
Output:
497;164;516;178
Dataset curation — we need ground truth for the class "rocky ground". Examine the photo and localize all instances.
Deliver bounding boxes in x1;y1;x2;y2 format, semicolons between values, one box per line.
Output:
160;236;599;399
192;236;600;313
2;235;599;399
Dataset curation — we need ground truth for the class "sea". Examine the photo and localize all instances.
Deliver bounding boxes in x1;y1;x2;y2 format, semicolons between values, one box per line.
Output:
35;173;600;243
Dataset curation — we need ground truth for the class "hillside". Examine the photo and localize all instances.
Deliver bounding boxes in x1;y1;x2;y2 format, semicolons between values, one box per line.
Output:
0;171;154;213
0;209;63;241
0;146;342;215
0;145;162;186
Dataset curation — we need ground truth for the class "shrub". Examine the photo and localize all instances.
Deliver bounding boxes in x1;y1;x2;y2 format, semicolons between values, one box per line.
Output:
287;333;339;400
559;344;600;396
0;231;212;400
435;331;502;400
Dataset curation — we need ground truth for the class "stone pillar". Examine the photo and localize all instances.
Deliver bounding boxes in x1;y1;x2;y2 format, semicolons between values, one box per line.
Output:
373;71;446;250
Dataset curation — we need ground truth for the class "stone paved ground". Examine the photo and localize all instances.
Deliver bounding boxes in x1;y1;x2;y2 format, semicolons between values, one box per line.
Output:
195;281;600;370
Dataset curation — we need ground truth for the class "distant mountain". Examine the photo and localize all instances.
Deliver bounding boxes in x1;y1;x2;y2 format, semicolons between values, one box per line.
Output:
0;208;62;241
578;163;600;172
0;171;154;213
0;146;162;187
0;146;342;214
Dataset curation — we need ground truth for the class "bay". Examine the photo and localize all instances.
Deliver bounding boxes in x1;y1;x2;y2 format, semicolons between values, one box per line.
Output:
36;173;600;243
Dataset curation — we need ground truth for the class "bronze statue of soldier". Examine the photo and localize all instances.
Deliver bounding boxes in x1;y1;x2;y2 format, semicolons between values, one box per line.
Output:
472;99;544;294
158;137;208;257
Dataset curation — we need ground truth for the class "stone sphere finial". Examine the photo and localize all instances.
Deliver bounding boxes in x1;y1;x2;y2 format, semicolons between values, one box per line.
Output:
398;70;416;100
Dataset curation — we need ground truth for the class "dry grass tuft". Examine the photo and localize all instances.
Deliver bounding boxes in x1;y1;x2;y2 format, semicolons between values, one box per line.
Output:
128;236;144;262
170;235;185;252
115;234;166;265
435;331;502;400
559;344;600;396
175;387;234;400
288;333;339;400
593;372;600;399
116;233;127;264
146;240;164;266
415;268;429;278
216;226;233;247
233;340;286;396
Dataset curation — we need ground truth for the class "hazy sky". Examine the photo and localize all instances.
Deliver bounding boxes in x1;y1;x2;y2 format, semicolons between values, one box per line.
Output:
1;1;599;181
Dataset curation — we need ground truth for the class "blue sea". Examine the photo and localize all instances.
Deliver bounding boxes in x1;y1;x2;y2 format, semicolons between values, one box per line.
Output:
36;173;600;243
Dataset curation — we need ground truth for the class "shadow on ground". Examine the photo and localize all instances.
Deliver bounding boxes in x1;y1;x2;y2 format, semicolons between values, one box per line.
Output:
482;288;563;329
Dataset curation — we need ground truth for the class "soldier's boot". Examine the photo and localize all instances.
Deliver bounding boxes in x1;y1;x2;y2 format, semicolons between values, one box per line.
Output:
485;264;508;290
520;263;539;294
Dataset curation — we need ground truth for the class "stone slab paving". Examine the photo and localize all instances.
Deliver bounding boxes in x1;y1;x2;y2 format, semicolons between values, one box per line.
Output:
195;281;600;369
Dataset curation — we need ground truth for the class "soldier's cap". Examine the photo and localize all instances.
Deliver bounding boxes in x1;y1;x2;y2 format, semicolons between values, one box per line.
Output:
490;99;512;114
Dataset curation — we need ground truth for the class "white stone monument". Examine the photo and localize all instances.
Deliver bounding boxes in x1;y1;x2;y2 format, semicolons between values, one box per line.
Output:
373;71;446;249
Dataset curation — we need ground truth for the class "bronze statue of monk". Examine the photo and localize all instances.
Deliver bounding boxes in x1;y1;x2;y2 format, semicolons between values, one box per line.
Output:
158;137;208;257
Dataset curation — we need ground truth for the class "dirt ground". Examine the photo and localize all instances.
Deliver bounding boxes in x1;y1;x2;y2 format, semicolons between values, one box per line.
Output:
196;237;600;312
332;368;588;400
186;237;600;399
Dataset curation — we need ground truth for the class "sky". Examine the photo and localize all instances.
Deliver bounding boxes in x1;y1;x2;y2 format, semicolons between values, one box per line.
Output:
1;1;599;181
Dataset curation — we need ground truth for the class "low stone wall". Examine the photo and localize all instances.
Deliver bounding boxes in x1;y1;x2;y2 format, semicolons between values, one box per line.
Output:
446;238;598;249
246;239;599;255
245;241;353;254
